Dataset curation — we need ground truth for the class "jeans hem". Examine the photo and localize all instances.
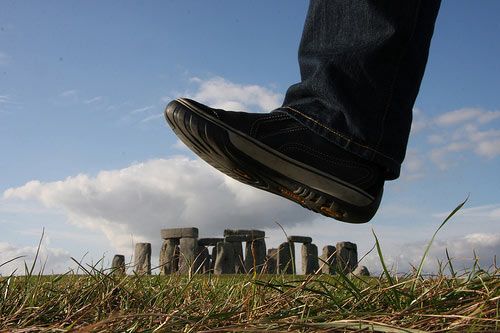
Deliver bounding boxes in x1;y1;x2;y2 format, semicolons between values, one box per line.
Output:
282;106;400;180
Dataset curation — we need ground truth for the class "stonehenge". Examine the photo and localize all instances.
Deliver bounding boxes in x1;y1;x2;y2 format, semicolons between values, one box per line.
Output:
114;227;367;276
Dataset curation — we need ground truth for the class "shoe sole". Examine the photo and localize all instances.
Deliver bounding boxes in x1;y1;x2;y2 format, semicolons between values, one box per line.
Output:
165;98;382;223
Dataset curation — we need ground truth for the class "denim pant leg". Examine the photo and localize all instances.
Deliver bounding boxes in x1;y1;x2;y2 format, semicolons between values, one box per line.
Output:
282;0;441;180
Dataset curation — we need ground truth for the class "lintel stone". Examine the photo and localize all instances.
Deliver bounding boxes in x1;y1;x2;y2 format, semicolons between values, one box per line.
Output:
198;238;224;246
223;229;265;239
161;227;199;239
287;235;312;244
224;234;248;242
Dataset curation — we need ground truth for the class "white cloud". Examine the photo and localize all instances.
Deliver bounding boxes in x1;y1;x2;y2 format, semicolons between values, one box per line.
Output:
0;95;11;114
0;51;10;65
84;96;103;104
59;89;78;98
422;107;500;168
0;95;21;115
3;157;313;254
185;76;282;112
429;141;470;170
130;105;154;114
141;113;163;123
475;139;500;158
394;232;500;273
0;239;71;276
434;108;500;126
434;202;500;220
0;95;18;106
400;149;425;180
410;108;427;134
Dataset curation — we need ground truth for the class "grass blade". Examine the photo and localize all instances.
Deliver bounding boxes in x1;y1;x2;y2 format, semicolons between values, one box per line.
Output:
412;196;468;292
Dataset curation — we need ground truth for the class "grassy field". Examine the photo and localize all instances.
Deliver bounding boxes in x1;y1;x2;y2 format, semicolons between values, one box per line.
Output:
1;201;498;332
0;265;498;332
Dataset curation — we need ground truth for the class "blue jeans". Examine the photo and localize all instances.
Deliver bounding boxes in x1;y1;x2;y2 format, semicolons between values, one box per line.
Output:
282;0;441;180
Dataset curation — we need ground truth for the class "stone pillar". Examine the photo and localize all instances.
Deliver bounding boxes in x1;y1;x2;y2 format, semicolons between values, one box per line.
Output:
336;241;358;274
352;265;370;276
320;245;336;274
111;254;126;274
222;235;245;273
210;245;217;272
264;248;277;274
232;241;245;273
179;237;198;274
194;245;210;274
134;243;151;275
224;229;266;274
245;238;266;273
277;241;295;274
197;238;223;274
159;239;180;275
301;243;319;274
161;227;199;274
214;241;235;274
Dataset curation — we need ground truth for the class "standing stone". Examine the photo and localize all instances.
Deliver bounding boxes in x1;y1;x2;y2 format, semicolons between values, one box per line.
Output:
193;245;210;274
194;245;210;274
301;243;319;274
224;234;247;270
111;254;126;274
277;241;295;274
179;237;198;274
352;265;370;277
214;242;235;274
134;243;151;275
159;239;180;275
210;245;217;272
264;248;277;274
230;241;245;273
336;242;358;274
320;245;336;274
245;238;266;273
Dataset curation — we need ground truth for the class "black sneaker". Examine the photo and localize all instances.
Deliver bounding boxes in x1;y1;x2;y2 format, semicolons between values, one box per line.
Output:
164;98;384;223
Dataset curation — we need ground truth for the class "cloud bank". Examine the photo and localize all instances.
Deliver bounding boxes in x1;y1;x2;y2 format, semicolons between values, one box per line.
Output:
4;157;314;253
402;107;500;175
0;240;71;276
185;76;282;112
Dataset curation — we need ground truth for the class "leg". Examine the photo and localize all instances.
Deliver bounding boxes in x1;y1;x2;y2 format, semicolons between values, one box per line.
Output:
283;0;441;179
164;1;441;222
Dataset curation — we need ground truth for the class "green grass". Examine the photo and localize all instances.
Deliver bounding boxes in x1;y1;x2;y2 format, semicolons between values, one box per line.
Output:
0;200;498;332
0;267;498;332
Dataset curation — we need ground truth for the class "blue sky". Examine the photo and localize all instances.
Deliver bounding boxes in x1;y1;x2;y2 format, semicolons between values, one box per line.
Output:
1;1;499;275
